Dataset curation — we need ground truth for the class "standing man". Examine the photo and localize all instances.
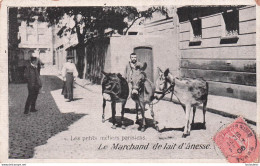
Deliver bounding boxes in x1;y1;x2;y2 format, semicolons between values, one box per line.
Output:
124;53;142;82
24;56;42;114
124;52;147;119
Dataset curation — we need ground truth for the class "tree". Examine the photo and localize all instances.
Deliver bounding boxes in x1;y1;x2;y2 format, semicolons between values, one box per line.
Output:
18;6;169;39
103;6;170;35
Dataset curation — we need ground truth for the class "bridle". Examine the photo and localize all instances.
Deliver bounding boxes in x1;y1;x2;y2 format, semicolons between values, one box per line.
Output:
103;78;121;97
153;76;174;104
131;72;146;94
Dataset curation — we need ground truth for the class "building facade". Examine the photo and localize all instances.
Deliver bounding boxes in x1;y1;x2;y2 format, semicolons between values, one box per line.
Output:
53;14;78;71
177;6;256;102
53;6;256;102
8;9;54;82
18;18;53;65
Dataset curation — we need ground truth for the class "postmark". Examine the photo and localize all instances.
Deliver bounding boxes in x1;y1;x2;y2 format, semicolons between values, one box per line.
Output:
213;117;260;163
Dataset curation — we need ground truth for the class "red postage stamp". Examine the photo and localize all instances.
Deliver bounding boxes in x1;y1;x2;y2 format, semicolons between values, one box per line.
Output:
213;117;260;163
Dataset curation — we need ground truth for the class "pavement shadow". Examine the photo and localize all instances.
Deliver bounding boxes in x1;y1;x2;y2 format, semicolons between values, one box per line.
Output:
124;108;137;114
158;122;206;133
124;108;149;114
9;75;86;159
108;116;134;128
41;75;64;91
72;98;83;101
136;118;158;131
159;127;184;133
191;122;206;130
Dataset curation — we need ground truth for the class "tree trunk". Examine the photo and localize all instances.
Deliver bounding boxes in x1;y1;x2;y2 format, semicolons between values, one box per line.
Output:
75;24;86;79
76;45;85;79
8;8;20;83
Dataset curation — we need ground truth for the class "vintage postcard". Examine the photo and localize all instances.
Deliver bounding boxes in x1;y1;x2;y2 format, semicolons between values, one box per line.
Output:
0;0;259;164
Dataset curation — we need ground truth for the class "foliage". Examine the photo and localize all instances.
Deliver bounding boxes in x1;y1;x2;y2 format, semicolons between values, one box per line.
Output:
17;6;170;39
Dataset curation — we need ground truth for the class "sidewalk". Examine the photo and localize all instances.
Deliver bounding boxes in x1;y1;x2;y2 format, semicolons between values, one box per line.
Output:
42;65;257;125
41;64;101;93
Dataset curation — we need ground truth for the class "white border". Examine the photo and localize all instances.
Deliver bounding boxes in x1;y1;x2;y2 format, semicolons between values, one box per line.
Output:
0;0;259;163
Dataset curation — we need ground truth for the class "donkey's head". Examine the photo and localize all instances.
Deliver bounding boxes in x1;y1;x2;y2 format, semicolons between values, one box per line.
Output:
101;71;122;100
130;62;147;100
155;67;173;92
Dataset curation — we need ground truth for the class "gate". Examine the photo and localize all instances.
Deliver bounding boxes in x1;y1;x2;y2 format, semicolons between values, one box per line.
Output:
134;47;154;82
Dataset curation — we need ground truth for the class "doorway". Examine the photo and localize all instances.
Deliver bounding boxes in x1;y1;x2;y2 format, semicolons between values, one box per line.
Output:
134;46;154;82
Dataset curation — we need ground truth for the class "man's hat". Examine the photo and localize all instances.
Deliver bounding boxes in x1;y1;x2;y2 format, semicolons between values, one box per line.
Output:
30;56;37;62
66;55;74;59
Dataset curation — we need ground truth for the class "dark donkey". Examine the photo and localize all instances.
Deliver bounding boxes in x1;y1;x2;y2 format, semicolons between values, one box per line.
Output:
156;68;208;138
130;63;158;132
101;71;129;129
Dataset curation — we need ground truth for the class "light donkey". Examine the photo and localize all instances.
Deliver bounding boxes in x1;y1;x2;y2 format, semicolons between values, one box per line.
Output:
156;68;208;137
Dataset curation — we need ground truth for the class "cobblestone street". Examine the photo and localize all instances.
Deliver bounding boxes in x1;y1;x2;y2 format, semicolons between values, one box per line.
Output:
8;72;85;158
8;65;257;160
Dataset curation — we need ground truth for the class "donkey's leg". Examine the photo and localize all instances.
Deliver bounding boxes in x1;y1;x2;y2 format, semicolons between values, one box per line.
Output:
102;99;106;123
121;101;126;129
170;91;174;101
139;103;146;132
192;106;196;124
182;104;192;138
135;103;139;124
150;103;158;131
202;100;208;129
111;101;116;129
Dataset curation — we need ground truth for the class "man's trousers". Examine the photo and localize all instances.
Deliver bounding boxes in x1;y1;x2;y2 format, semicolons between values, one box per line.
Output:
24;87;39;112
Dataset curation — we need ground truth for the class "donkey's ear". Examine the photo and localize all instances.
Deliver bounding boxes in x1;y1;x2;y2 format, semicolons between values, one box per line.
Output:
117;73;122;78
164;68;170;76
101;71;108;76
141;62;147;71
158;67;163;75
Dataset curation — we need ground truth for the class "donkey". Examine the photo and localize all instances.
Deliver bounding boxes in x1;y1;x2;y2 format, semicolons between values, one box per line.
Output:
101;71;129;129
130;63;158;132
156;68;208;138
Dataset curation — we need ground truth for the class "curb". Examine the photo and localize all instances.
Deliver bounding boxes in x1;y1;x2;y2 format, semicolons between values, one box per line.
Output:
162;97;256;126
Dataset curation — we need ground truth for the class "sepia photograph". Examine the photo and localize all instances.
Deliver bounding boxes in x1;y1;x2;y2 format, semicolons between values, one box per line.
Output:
1;1;259;163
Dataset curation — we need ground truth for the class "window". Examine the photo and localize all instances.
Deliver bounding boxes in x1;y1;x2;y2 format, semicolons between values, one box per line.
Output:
190;18;202;41
38;34;45;43
220;9;239;44
189;18;202;46
38;28;45;33
222;9;239;37
26;34;33;41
